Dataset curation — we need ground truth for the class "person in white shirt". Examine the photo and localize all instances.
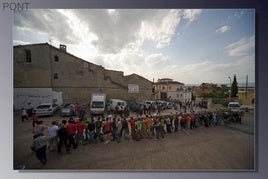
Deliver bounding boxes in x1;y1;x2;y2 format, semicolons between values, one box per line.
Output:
48;121;59;151
21;108;28;122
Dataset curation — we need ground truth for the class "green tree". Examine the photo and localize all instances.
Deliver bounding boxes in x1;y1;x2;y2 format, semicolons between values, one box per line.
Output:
200;83;207;91
231;75;238;97
211;83;217;93
220;84;229;98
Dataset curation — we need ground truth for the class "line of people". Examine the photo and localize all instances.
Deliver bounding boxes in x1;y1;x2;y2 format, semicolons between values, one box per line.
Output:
29;109;242;165
30;117;86;165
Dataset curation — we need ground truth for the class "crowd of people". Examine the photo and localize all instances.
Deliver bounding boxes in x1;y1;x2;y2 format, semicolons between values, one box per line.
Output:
28;105;244;165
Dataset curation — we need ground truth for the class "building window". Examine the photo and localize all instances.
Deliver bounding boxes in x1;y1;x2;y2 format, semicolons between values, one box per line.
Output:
25;49;31;62
162;86;165;90
169;86;172;90
54;73;58;80
54;55;59;62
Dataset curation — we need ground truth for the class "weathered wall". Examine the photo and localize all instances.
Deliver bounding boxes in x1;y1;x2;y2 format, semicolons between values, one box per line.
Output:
14;44;51;87
124;74;153;102
14;43;153;106
51;48;109;88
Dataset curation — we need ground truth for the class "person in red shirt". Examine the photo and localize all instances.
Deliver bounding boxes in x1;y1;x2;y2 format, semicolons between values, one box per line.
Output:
103;118;111;134
103;118;111;144
66;118;77;149
75;118;86;146
129;117;136;137
190;114;196;130
31;111;39;128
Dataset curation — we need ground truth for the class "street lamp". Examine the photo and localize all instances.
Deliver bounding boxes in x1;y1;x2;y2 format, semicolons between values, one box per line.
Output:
228;76;231;98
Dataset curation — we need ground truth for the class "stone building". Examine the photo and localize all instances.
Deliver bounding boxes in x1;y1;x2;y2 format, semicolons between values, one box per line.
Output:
152;78;192;102
14;43;152;109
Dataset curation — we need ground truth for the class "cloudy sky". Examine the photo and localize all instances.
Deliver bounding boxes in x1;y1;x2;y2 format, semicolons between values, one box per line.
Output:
13;9;255;85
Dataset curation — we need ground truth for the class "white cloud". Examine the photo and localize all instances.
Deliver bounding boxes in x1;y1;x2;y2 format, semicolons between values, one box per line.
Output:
13;40;32;46
13;9;254;84
139;10;180;48
14;9;78;44
145;53;168;67
216;25;231;33
226;35;255;57
70;9;181;54
161;55;255;84
13;9;198;54
14;9;181;54
92;51;254;84
183;9;202;24
90;52;170;81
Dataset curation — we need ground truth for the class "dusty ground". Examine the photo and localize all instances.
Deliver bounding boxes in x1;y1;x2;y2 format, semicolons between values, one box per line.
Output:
13;109;255;171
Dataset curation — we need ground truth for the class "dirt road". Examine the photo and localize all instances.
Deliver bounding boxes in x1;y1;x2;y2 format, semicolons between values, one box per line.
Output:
13;109;255;171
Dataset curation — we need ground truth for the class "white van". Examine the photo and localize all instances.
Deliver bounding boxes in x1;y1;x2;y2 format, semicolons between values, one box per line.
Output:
228;102;241;112
107;99;127;112
90;93;106;115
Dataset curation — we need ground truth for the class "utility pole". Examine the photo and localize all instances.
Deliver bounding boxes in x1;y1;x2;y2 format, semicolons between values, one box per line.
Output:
228;76;231;99
245;75;248;99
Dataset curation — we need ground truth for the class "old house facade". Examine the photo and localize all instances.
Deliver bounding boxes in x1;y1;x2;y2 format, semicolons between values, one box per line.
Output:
14;43;152;109
152;78;192;102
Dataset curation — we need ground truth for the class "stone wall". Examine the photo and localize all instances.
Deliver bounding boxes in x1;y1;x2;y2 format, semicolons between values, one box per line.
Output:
14;44;51;87
14;43;153;106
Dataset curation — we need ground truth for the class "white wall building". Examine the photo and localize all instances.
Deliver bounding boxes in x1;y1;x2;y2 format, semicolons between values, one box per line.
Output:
153;78;192;102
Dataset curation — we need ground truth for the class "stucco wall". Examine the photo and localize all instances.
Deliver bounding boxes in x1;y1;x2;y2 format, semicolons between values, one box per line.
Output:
14;88;62;109
14;44;153;106
14;44;51;87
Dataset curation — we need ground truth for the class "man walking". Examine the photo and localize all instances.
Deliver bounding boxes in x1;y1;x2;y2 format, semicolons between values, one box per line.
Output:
31;134;49;165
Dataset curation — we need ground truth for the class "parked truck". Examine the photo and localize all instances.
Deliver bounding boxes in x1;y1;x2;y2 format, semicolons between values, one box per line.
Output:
90;93;106;115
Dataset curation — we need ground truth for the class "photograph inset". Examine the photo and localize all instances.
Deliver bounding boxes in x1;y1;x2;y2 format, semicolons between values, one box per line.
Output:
13;9;255;170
